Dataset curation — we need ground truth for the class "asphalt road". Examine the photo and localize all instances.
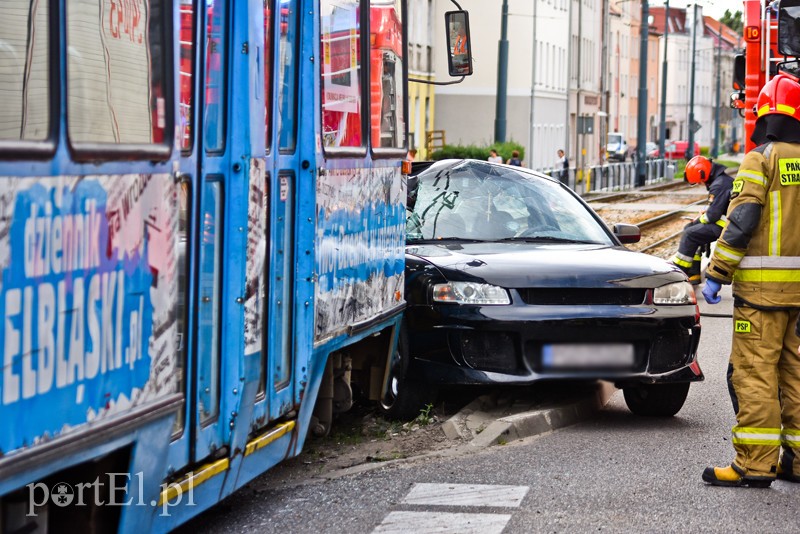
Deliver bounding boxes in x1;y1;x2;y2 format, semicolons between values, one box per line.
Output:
188;285;800;533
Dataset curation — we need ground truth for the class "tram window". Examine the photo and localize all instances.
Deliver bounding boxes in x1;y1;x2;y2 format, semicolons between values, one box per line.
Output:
173;180;192;436
370;0;405;149
0;0;49;141
278;0;298;151
205;0;227;152
264;0;274;149
66;0;169;147
198;178;223;425
179;1;195;152
320;0;363;149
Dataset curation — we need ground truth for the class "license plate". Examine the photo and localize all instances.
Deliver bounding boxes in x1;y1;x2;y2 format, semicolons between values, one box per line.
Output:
541;343;635;369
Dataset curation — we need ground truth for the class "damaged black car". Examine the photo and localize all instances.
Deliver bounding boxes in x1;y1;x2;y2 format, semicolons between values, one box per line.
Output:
381;160;703;420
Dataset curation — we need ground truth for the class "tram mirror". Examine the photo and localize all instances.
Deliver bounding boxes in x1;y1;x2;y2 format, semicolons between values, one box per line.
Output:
778;0;800;56
445;11;473;77
732;54;745;90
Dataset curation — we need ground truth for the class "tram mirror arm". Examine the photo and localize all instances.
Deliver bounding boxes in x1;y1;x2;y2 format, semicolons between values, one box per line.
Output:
409;2;472;85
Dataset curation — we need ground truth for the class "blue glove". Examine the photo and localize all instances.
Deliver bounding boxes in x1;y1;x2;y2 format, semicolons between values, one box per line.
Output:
702;279;722;304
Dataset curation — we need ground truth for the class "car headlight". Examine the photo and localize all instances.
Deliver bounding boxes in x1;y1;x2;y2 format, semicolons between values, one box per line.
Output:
653;281;697;305
432;282;511;305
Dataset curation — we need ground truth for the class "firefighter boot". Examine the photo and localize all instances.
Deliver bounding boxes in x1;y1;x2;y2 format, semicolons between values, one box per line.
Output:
702;465;773;488
687;257;702;286
778;449;800;483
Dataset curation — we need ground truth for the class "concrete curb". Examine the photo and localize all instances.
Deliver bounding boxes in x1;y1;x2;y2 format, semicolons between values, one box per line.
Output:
442;382;617;448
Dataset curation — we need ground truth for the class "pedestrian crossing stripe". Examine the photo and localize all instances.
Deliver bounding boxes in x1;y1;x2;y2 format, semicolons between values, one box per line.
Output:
373;483;529;534
735;320;751;333
402;483;529;508
373;511;512;534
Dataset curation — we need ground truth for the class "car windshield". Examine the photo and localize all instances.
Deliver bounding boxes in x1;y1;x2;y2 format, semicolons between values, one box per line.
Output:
407;161;615;244
608;134;622;145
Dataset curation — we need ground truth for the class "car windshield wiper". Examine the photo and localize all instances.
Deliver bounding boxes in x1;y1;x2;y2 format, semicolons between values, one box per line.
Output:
407;237;490;243
494;236;601;244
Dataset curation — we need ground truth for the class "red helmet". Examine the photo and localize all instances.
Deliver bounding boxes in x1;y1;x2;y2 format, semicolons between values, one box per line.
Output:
685;156;712;184
756;73;800;121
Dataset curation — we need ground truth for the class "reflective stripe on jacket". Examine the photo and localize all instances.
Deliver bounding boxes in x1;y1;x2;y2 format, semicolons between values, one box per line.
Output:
707;142;800;307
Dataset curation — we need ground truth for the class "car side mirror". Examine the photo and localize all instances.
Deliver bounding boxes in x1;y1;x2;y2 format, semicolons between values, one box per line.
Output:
445;10;473;77
613;223;641;244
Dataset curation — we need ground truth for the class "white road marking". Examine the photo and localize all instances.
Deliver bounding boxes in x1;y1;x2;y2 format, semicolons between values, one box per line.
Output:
373;511;512;534
401;483;529;508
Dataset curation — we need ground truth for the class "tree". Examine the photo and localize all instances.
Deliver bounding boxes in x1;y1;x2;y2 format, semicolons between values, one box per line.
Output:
721;9;743;36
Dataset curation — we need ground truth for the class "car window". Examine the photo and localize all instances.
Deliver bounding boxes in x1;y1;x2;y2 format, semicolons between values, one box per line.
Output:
407;161;614;244
608;134;622;145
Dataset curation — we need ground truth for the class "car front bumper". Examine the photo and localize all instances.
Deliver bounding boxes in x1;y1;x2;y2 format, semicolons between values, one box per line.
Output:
405;302;703;386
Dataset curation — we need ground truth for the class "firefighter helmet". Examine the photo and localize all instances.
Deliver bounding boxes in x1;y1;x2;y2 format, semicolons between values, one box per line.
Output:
756;73;800;121
685;155;713;184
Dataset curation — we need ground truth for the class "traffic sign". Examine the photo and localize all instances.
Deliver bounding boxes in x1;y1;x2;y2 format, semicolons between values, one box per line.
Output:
690;120;702;134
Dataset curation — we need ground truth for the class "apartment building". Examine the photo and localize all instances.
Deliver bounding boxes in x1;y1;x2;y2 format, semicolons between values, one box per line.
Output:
424;1;742;168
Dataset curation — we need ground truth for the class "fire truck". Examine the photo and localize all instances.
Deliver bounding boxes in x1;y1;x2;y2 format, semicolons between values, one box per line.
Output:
731;0;800;152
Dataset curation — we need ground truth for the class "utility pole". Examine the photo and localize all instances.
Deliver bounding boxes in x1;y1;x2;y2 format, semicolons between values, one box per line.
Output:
658;0;669;158
712;20;722;158
636;0;649;186
687;3;698;160
495;0;509;143
528;0;537;169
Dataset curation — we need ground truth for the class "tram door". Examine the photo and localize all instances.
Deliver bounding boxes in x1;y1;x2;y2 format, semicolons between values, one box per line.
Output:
250;0;299;430
168;0;231;467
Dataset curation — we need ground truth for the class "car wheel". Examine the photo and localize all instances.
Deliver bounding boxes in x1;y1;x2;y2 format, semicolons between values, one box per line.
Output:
623;382;690;417
379;327;437;421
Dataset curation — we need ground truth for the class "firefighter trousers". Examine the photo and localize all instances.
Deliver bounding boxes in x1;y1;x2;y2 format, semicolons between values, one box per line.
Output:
729;305;800;479
672;221;722;274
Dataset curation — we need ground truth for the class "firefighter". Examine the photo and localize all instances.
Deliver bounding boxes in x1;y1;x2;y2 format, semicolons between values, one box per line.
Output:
701;73;800;488
670;156;733;284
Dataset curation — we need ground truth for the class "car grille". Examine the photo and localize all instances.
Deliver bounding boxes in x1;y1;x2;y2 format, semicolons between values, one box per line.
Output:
458;331;519;374
516;288;647;306
648;331;691;373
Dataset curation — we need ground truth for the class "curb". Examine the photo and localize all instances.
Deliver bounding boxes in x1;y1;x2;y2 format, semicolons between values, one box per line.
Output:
442;382;617;448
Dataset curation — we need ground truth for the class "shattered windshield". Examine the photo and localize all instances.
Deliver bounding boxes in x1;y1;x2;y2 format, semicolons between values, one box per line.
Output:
407;161;613;244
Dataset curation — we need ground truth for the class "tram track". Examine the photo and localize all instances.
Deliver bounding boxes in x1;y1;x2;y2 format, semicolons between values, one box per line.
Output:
589;181;709;260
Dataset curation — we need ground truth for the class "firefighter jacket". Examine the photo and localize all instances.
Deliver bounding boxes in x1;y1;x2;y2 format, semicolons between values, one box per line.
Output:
699;163;733;227
707;142;800;308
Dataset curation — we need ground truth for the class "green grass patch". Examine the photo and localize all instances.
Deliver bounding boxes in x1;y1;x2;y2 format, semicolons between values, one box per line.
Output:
715;159;740;169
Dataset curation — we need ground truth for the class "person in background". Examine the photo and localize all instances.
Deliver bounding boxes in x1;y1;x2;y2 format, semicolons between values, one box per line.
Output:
669;155;733;285
701;73;800;489
507;150;522;166
407;149;417;162
488;149;503;164
556;149;569;183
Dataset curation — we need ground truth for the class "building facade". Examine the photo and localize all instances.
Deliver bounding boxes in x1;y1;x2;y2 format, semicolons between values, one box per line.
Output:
423;1;742;171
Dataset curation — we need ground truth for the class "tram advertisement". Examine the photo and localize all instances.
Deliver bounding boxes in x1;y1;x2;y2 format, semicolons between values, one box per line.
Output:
315;166;405;342
0;174;178;454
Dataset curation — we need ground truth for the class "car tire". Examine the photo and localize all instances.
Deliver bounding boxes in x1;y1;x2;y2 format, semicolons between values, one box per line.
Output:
379;326;437;421
622;382;690;417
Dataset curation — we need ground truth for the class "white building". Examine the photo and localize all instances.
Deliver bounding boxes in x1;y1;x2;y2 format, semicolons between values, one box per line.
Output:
432;0;571;170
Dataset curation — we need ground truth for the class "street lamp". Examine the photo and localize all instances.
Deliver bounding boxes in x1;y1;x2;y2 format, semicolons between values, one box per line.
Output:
635;0;649;186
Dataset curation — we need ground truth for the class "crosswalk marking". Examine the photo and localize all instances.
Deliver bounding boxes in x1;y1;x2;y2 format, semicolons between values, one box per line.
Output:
401;483;529;508
372;483;530;533
373;511;512;534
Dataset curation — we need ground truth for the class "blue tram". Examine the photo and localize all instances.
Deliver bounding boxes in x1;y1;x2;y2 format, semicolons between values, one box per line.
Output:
0;0;435;530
